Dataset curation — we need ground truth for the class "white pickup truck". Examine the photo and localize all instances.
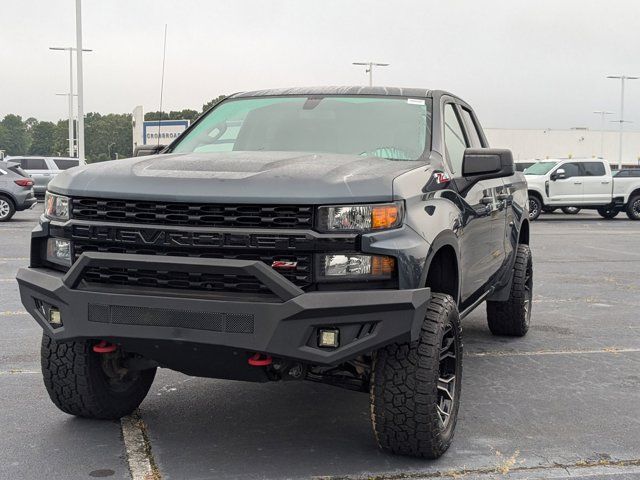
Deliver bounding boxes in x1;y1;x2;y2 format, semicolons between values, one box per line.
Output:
525;158;640;220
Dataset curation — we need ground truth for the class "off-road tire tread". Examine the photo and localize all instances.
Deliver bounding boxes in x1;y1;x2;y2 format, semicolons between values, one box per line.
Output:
370;293;461;458
486;244;532;336
41;334;156;420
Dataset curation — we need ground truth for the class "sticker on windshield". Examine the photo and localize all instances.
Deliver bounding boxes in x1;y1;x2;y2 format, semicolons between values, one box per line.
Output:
407;98;425;105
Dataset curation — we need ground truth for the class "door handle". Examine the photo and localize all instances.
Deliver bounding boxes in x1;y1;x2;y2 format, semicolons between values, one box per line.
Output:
573;181;582;185
601;181;610;184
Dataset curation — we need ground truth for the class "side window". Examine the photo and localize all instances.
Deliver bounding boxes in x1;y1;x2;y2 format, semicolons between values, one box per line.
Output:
460;108;483;148
443;104;468;175
21;158;47;170
583;162;606;176
559;162;581;178
53;159;80;170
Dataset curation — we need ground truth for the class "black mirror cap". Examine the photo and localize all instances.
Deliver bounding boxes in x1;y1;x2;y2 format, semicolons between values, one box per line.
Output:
462;148;514;178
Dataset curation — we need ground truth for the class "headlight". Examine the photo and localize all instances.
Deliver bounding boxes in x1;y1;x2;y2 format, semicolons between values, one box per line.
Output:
44;192;70;221
317;254;395;281
317;202;403;232
46;238;72;267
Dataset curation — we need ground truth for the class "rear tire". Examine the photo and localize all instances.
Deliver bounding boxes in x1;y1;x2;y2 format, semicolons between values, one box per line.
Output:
0;195;15;222
486;244;533;337
41;334;156;419
528;196;542;221
626;195;640;220
597;206;619;219
561;206;581;215
370;293;462;459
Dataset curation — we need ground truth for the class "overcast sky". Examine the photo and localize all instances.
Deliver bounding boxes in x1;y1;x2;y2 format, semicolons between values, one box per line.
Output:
1;0;639;130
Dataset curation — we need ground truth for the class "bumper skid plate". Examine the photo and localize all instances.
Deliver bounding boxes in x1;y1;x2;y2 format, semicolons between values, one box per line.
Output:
17;252;430;365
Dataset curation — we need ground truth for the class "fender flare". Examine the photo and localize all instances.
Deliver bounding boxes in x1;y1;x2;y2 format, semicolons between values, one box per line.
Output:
419;229;462;305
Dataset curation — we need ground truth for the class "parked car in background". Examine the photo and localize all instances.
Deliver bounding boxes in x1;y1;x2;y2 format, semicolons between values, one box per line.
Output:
5;156;83;197
525;158;640;220
0;160;37;221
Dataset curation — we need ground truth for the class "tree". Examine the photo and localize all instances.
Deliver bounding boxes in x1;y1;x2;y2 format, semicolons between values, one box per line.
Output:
28;121;57;155
202;95;227;112
84;112;132;163
0;115;29;156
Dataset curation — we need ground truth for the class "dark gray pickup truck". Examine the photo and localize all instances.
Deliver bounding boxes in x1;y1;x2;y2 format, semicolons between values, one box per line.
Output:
17;87;531;458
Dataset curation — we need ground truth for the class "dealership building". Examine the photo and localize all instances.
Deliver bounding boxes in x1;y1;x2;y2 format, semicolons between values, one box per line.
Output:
485;128;640;167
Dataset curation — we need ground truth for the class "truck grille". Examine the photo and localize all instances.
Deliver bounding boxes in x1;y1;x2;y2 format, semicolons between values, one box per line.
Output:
73;241;312;290
83;266;273;295
71;197;313;229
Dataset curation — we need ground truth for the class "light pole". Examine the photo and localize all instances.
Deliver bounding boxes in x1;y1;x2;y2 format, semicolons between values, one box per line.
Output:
607;75;639;170
76;0;86;161
352;62;389;87
49;46;92;157
593;110;614;159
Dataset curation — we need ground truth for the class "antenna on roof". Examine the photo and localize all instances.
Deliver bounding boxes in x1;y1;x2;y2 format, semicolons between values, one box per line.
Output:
157;24;168;148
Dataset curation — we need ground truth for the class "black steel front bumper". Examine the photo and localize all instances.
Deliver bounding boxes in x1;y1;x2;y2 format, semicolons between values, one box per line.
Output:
17;252;430;366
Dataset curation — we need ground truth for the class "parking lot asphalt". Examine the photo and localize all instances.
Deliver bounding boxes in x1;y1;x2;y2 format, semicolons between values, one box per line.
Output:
1;207;639;480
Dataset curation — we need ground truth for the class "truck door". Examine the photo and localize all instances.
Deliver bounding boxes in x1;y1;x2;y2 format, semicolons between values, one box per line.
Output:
444;103;505;303
580;161;612;203
548;161;583;204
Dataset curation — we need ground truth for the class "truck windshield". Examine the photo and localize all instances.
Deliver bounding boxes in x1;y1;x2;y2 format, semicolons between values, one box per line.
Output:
171;96;431;161
524;161;558;175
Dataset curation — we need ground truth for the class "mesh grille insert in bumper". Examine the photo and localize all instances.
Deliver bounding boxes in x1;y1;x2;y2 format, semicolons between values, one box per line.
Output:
88;304;254;333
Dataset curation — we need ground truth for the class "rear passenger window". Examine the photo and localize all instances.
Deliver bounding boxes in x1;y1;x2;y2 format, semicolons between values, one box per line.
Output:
583;162;606;176
460;108;483;147
53;159;80;170
21;158;47;170
443;104;468;175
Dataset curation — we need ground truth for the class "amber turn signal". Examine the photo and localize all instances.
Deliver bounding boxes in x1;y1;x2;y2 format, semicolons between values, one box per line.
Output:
372;205;400;229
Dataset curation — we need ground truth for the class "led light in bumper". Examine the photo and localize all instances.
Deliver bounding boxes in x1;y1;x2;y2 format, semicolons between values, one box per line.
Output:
319;254;395;280
46;238;72;267
49;308;62;327
318;329;340;348
44;192;70;220
317;202;403;232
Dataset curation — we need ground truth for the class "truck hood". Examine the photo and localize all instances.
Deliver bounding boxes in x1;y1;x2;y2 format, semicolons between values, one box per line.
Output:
49;151;425;203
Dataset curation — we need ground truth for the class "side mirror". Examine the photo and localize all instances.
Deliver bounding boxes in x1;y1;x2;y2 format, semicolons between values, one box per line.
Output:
551;168;566;180
462;148;514;180
133;144;166;157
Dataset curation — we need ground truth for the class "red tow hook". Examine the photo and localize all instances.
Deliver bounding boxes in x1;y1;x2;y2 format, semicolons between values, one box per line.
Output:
93;340;117;354
248;352;272;366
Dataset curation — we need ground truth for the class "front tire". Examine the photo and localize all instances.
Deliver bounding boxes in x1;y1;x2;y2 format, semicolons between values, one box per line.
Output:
41;335;156;419
528;196;542;221
486;244;533;337
370;293;462;459
597;206;619;219
626;195;640;220
0;195;16;222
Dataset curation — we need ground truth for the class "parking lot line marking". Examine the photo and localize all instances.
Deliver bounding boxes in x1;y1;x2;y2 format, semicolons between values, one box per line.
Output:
468;347;640;358
0;310;28;317
0;279;16;282
0;257;29;261
121;412;161;480
0;369;39;376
